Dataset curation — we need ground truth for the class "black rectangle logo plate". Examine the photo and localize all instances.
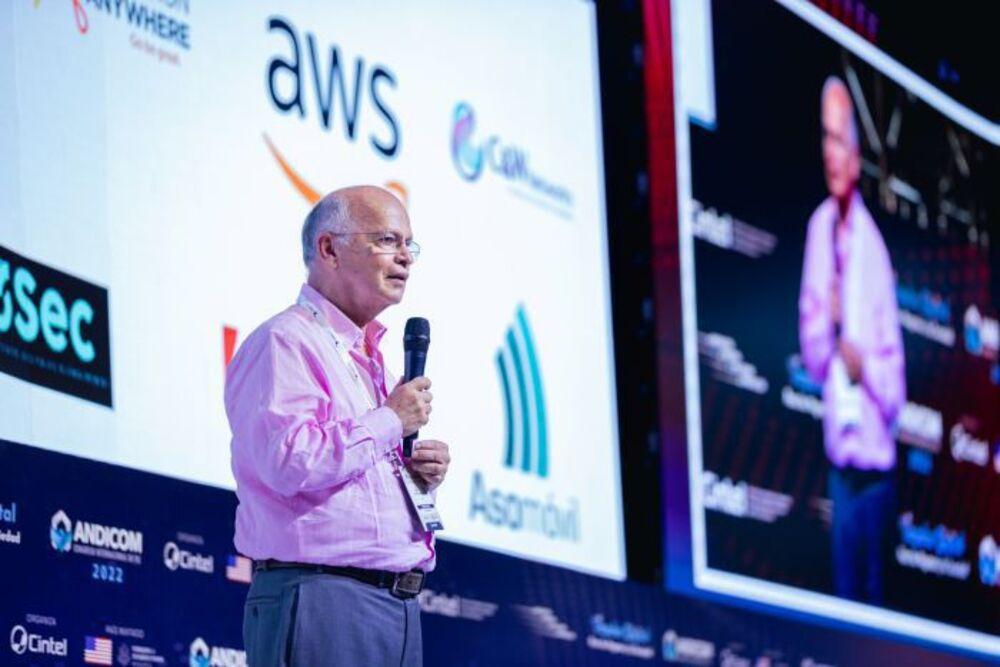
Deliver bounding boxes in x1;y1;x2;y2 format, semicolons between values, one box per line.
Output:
0;245;112;407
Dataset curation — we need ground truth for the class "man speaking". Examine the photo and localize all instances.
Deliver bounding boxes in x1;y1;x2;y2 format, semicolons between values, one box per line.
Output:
798;77;905;604
225;185;450;666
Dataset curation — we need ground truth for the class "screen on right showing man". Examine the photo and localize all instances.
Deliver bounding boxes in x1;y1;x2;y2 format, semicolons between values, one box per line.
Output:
670;0;998;654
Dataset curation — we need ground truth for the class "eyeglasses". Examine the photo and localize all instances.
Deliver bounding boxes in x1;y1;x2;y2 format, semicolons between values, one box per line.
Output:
332;231;421;262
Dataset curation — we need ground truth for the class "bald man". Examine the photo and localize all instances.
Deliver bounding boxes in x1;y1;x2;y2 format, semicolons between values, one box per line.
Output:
226;186;450;665
798;77;905;603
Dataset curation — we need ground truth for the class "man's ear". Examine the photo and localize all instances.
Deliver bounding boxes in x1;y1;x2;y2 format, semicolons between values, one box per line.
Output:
318;233;339;266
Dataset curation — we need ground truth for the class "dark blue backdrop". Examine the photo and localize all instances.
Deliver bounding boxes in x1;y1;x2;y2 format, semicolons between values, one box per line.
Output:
0;439;986;666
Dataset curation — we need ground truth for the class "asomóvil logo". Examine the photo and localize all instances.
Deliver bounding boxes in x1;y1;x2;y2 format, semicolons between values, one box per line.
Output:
451;103;484;181
495;305;548;478
468;305;579;542
447;101;574;215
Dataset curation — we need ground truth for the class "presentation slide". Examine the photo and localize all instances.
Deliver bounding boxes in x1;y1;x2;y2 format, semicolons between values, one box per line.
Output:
671;0;998;653
0;0;625;578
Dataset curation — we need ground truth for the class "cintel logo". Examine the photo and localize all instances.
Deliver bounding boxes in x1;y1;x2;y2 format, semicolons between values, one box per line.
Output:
496;305;548;478
449;102;573;211
189;637;246;667
9;624;68;657
950;423;989;467
163;542;214;574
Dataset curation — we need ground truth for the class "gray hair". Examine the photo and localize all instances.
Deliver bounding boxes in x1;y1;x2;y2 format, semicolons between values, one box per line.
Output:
821;75;859;151
301;193;354;266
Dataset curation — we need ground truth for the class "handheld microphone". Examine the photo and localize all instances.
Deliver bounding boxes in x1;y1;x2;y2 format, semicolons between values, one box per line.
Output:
402;317;430;457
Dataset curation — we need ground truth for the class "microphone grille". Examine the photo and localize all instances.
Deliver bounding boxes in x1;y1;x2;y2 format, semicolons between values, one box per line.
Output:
403;317;430;344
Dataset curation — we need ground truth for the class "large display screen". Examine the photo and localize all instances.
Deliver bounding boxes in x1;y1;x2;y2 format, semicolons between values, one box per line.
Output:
0;1;625;578
669;0;998;654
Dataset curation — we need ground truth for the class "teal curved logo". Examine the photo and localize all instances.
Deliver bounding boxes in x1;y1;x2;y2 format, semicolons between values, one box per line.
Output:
495;305;548;477
451;102;484;181
49;510;72;553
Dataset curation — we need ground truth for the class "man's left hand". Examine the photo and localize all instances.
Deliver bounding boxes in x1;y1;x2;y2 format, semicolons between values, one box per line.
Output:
407;440;450;492
839;339;863;383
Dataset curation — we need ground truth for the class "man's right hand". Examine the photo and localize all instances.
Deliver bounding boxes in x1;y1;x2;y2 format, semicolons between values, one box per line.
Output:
386;377;432;436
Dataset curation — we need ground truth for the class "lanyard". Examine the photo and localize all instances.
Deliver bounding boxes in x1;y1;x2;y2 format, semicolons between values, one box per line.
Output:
296;296;380;412
297;297;444;533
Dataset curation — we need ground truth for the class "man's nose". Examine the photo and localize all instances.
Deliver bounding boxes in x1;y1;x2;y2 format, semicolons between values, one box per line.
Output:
396;247;414;266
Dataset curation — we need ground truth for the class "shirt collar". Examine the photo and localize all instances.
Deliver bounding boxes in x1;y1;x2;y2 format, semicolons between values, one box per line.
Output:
298;284;387;350
837;190;863;230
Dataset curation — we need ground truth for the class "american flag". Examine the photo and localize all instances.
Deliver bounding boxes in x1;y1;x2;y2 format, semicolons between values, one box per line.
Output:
226;554;252;583
84;636;113;665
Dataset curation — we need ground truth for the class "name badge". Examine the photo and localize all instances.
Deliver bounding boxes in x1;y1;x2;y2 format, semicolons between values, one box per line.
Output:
394;453;444;532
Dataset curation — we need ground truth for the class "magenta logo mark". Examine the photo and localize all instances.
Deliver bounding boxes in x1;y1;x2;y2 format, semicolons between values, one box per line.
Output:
451;102;484;181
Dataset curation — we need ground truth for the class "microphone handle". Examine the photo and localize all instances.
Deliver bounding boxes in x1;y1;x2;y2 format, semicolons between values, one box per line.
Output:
402;350;427;457
403;433;418;458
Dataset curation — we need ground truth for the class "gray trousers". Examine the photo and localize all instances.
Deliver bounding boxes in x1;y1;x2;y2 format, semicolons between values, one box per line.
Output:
243;567;423;667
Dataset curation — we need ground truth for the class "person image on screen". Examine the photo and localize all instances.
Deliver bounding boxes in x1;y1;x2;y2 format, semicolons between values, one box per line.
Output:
225;185;450;666
798;76;905;604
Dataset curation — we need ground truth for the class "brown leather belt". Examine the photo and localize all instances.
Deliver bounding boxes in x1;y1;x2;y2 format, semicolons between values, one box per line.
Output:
254;559;426;599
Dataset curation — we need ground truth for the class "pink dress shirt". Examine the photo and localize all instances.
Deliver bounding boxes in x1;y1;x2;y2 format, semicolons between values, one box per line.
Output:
798;192;906;471
226;284;435;572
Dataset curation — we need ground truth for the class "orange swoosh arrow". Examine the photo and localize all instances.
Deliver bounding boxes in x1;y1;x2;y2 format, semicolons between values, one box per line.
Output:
262;132;321;205
263;133;408;209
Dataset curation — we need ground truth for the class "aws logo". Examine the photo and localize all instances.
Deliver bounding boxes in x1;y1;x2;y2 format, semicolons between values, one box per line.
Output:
263;16;404;208
495;305;548;478
266;16;399;159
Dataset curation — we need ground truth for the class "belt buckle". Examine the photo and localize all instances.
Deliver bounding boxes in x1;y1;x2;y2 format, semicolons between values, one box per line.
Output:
390;569;425;599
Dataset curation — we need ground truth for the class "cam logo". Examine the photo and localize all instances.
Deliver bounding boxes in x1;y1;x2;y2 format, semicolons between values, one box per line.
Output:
448;102;573;212
50;510;73;552
451;103;484;181
495;305;548;477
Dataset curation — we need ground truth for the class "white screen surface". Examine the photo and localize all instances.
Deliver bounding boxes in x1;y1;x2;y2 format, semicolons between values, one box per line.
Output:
0;0;625;578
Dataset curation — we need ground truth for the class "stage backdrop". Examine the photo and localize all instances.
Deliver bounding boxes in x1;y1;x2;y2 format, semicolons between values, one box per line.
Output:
0;0;624;579
660;0;998;657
